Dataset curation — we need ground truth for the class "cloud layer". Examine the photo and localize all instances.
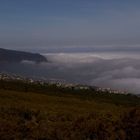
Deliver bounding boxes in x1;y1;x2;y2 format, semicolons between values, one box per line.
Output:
1;52;140;94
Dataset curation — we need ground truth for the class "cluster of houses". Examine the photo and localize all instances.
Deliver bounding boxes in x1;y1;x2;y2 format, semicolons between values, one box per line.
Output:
0;73;25;81
0;73;127;95
50;81;127;94
96;87;127;94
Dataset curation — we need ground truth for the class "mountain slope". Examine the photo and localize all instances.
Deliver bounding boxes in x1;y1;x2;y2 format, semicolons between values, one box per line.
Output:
0;48;47;63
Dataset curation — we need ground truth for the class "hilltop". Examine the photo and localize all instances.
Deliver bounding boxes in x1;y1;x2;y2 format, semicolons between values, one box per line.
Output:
0;48;47;63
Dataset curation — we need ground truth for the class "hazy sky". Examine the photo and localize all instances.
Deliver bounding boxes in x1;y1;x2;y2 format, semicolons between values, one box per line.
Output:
0;0;140;52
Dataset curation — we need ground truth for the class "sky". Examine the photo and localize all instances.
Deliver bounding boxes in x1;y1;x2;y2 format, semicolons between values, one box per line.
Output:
0;0;140;52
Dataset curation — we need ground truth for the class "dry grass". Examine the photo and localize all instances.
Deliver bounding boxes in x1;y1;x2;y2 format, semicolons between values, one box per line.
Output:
0;89;139;140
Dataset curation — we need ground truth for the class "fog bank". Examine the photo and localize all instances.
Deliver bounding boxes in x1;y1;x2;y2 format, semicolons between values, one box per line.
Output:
1;52;140;94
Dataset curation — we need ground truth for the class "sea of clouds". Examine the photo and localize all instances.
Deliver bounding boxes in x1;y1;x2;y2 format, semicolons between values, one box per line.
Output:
1;52;140;94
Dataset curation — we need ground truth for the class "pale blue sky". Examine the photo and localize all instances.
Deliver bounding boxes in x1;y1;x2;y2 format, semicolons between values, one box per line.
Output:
0;0;140;52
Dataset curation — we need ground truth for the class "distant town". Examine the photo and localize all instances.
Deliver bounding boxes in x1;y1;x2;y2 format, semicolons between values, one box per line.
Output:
0;73;128;95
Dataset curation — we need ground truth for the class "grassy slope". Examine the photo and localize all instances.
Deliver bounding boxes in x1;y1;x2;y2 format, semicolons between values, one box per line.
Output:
0;89;140;139
0;89;128;118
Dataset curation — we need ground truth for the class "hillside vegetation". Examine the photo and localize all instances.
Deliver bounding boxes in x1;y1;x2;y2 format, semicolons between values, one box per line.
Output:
0;80;139;140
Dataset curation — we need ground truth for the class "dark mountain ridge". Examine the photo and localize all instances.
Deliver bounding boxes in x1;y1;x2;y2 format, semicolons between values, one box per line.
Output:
0;48;47;63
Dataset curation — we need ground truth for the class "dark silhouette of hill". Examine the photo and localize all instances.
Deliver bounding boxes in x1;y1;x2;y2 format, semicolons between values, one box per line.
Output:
0;48;47;63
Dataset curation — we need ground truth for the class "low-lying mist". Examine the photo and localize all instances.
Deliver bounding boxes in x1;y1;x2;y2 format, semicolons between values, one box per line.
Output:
1;52;140;94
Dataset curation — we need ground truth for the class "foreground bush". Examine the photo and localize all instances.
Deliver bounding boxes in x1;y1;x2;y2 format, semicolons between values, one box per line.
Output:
0;107;139;140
